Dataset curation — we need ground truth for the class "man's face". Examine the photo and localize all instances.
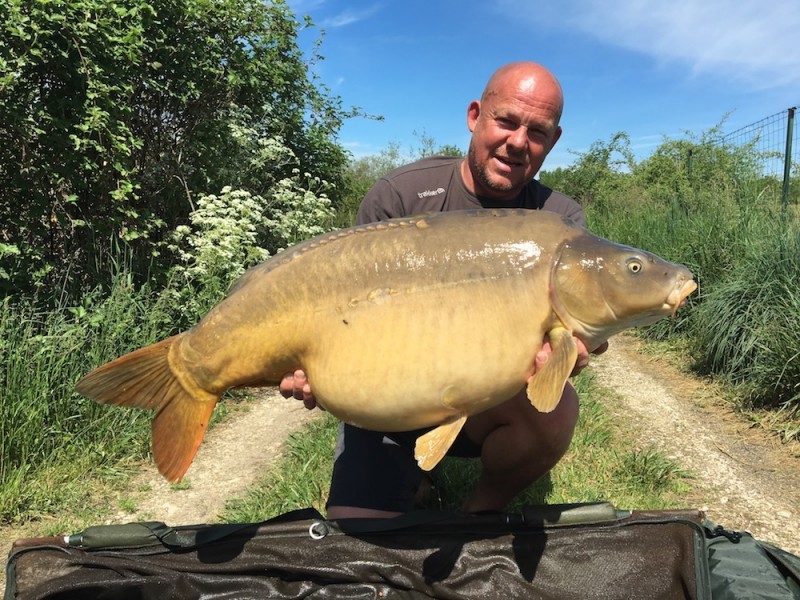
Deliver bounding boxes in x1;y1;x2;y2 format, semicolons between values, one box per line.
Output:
465;78;562;200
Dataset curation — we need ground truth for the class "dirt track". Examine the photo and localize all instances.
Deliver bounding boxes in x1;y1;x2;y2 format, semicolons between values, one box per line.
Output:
591;335;799;554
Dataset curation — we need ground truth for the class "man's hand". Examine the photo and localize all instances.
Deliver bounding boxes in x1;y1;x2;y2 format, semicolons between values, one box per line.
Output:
279;369;318;410
534;337;609;377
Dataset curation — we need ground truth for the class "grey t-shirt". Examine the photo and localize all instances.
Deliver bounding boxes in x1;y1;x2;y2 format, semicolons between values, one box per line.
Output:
356;156;584;226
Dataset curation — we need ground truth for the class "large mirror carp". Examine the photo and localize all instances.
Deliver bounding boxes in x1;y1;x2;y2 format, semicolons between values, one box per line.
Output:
77;209;697;481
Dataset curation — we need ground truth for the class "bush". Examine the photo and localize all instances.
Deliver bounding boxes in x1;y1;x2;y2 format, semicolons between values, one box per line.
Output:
0;0;349;296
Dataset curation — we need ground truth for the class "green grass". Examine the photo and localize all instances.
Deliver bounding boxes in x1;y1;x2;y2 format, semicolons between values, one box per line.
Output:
0;274;192;525
0;294;149;523
220;371;692;523
0;254;251;527
692;228;800;410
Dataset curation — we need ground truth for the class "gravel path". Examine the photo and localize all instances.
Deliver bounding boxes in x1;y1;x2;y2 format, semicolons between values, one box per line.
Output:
105;394;320;525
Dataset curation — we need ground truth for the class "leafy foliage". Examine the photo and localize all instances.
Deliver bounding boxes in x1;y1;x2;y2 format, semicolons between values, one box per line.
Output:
0;0;349;296
540;132;636;206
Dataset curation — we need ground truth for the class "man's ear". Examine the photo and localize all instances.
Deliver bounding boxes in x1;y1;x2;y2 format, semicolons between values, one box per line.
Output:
548;125;563;150
466;100;481;132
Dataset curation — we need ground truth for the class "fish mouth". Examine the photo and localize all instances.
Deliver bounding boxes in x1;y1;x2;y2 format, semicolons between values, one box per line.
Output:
667;279;698;318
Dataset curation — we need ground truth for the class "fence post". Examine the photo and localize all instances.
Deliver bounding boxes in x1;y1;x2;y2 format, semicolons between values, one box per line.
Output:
782;107;796;223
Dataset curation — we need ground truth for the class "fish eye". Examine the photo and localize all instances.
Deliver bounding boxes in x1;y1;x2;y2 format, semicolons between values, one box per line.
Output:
627;258;643;274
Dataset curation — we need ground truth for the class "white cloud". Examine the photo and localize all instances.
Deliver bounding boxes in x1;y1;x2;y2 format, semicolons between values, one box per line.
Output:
498;0;800;88
319;4;382;28
286;1;381;28
286;0;327;14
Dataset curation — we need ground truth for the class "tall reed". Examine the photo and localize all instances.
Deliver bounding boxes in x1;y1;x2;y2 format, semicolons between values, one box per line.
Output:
693;228;800;409
0;275;175;522
587;185;799;414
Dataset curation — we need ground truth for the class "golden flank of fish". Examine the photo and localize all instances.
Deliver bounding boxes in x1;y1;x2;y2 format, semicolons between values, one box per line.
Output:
76;209;697;481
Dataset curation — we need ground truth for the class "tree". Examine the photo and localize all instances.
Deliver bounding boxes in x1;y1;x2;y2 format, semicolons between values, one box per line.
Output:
0;0;351;296
540;132;635;206
634;120;765;210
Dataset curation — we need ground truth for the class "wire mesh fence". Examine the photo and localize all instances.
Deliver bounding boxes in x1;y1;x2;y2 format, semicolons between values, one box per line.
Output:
705;107;798;218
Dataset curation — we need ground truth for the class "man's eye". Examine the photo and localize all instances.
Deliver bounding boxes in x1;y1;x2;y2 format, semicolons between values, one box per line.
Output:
527;129;548;141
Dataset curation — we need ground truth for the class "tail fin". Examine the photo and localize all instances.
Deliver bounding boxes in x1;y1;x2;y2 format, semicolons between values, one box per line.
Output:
75;335;219;482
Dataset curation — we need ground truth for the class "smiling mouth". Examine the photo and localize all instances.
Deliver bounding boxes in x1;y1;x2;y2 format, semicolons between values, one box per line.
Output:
495;155;524;168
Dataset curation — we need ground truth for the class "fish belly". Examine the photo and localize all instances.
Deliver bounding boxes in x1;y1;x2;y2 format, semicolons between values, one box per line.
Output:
303;280;552;432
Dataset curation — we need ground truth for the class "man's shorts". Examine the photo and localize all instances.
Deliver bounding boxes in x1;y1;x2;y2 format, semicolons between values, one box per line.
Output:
326;422;482;513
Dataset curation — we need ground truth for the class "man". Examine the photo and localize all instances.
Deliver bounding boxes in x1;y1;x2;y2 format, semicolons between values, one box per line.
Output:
281;62;606;519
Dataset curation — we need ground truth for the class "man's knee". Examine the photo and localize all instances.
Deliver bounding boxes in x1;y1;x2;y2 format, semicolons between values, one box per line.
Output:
537;383;579;460
467;384;579;446
548;383;579;430
521;383;579;458
462;384;579;478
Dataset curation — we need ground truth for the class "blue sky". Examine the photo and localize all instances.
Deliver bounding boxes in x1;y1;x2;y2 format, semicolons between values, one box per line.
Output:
288;0;799;170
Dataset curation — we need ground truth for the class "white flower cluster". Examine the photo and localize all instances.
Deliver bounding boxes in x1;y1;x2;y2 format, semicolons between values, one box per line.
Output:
164;148;335;319
263;169;335;252
170;187;271;285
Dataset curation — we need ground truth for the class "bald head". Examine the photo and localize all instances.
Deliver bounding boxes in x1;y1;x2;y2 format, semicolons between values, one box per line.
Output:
481;62;564;125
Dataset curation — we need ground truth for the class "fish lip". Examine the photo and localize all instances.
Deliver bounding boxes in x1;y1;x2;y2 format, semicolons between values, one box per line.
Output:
668;279;698;317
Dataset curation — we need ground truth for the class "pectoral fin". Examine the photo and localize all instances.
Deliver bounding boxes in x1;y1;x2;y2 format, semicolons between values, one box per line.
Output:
414;415;468;471
527;327;577;413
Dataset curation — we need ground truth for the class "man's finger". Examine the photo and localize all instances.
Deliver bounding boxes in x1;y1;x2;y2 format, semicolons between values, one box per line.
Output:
279;373;295;398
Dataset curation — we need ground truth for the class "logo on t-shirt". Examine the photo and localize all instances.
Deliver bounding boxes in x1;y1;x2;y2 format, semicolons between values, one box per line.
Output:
417;187;445;199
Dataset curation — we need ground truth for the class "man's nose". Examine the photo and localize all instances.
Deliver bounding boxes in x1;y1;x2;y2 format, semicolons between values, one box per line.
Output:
506;126;527;150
